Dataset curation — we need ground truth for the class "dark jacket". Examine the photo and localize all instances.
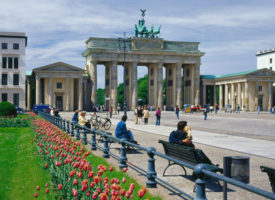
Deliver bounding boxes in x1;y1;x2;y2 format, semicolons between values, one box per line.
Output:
72;113;78;123
169;130;187;144
137;109;143;117
115;121;129;139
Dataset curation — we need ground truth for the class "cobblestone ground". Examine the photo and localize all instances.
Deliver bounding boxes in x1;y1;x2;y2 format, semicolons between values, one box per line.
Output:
61;111;275;200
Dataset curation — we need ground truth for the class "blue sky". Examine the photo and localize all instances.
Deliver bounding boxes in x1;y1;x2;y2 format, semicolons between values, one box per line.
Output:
1;0;275;88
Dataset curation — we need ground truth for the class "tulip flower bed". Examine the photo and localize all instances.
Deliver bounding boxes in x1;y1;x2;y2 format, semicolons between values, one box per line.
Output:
0;128;55;200
31;116;162;200
0;115;30;127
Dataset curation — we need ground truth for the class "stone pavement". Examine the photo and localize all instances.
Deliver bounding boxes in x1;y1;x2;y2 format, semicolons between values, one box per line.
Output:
60;112;275;199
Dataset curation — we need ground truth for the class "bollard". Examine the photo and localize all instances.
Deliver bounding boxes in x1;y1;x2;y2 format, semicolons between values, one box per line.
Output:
66;121;70;135
62;119;66;131
194;164;207;200
146;146;157;188
91;130;97;150
103;133;110;158
76;125;80;140
82;127;87;145
119;138;128;169
70;123;75;137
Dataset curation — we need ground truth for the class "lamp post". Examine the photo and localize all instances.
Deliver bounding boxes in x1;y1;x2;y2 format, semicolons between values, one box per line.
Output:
118;32;131;116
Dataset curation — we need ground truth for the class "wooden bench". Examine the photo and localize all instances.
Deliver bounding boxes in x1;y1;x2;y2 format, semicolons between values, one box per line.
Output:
159;140;223;178
260;166;275;193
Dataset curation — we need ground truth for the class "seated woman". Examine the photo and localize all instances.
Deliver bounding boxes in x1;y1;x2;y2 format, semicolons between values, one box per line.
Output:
78;111;91;128
115;115;137;143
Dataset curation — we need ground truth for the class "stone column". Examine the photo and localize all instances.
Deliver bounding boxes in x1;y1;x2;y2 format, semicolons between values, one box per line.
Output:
255;81;259;110
89;60;97;105
237;82;241;109
194;64;200;106
176;63;182;107
35;75;40;104
268;82;273;109
157;63;163;109
213;85;217;105
131;62;138;110
49;77;53;106
65;77;70;111
27;80;31;110
105;63;111;110
224;84;228;106
231;83;235;110
78;78;83;110
219;84;223;109
111;62;118;111
244;82;249;111
203;83;207;105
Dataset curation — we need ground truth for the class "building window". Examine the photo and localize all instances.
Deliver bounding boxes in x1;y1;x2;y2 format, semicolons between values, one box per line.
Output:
14;57;18;69
2;93;8;102
13;74;19;85
106;79;109;86
13;43;19;50
13;93;19;107
185;80;191;86
270;67;273;70
2;57;7;68
258;85;262;92
168;80;173;86
2;74;8;85
1;43;7;49
8;57;13;69
186;69;190;77
150;79;154;86
270;58;272;64
57;82;62;89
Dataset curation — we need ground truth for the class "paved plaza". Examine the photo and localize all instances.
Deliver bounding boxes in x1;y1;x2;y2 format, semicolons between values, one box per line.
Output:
60;111;275;199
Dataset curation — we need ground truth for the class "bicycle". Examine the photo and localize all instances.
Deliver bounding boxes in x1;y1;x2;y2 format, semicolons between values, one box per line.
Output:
90;115;112;130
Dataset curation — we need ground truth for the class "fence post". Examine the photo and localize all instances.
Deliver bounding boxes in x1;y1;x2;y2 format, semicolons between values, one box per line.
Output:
146;146;157;188
66;121;70;135
91;129;97;150
119;138;127;169
76;125;80;140
194;164;207;200
70;123;75;137
62;119;66;131
82;127;87;145
103;133;110;158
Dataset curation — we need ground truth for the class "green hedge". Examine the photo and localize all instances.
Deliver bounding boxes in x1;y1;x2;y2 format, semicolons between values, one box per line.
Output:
0;102;17;117
0;117;29;127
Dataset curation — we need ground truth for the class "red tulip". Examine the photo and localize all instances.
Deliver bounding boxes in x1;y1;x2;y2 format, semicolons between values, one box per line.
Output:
138;189;145;198
36;186;40;191
58;184;62;190
109;166;113;172
34;192;38;198
88;171;94;178
122;177;126;183
72;188;78;197
45;183;49;187
90;182;95;188
120;189;126;196
45;163;48;169
92;192;98;199
122;167;127;173
73;179;78;185
86;191;91;196
45;188;49;194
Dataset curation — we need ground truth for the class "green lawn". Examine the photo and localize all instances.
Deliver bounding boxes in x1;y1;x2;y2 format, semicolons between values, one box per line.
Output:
0;128;54;200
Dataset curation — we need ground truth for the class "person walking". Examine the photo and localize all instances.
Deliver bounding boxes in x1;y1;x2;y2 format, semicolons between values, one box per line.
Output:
143;107;149;124
257;105;261;115
137;107;143;124
109;106;113;118
117;105;121;115
215;104;219;114
156;107;161;126
203;107;208;120
175;105;179;119
236;104;240;114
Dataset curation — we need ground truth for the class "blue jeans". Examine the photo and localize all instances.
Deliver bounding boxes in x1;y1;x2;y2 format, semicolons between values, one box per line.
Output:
176;112;179;119
127;131;134;141
156;116;160;126
204;114;207;120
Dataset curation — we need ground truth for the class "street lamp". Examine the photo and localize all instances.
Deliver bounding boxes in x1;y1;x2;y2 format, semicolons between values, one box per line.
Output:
118;32;131;116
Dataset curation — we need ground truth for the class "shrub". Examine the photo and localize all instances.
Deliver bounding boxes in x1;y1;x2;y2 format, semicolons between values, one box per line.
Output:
0;102;17;117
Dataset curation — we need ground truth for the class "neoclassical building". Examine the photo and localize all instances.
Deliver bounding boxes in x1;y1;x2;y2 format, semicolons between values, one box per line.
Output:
26;62;87;111
201;68;275;111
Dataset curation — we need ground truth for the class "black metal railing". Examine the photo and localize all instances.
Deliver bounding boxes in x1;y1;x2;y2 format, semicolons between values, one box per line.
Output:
38;111;275;200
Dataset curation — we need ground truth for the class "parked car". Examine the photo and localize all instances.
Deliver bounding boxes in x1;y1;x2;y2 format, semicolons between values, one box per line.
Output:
16;107;23;114
33;104;50;114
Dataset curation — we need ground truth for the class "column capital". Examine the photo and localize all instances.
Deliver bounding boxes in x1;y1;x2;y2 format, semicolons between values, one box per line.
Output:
35;75;40;80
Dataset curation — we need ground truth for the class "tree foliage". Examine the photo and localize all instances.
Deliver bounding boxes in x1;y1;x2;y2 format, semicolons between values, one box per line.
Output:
97;88;105;105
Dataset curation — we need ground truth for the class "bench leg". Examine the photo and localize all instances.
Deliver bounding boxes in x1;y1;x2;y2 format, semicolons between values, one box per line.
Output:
163;161;187;176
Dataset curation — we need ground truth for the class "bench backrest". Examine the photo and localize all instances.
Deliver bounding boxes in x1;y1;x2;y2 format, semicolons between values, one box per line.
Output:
159;140;199;165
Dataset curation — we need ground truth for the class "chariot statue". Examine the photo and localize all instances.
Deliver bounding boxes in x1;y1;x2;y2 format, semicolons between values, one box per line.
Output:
135;9;161;38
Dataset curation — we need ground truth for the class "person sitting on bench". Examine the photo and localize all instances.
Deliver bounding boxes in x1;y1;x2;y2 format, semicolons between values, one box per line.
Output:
115;115;137;144
169;121;210;163
169;121;195;148
78;111;91;128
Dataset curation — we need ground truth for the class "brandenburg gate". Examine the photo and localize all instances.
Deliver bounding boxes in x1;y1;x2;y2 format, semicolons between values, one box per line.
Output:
82;11;204;110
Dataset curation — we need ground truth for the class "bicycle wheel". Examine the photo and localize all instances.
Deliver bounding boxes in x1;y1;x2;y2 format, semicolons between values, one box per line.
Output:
104;120;111;130
94;121;100;130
